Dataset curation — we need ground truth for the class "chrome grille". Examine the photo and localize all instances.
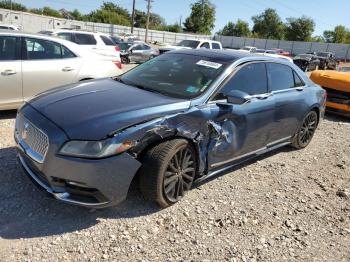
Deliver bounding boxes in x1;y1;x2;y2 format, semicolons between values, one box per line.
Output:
15;114;49;163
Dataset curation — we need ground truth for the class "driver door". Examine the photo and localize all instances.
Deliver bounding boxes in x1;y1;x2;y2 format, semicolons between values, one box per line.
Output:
207;62;275;170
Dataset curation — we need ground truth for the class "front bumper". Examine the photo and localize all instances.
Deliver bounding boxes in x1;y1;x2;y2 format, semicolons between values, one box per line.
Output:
15;104;142;208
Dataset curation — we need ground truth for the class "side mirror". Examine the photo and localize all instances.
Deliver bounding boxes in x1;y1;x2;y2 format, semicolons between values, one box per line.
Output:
226;90;251;105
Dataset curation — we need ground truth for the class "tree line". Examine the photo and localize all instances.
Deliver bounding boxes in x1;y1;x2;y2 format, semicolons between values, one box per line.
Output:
1;0;349;43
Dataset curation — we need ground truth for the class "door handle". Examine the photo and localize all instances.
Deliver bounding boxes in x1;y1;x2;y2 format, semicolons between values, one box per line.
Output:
256;93;271;100
62;67;74;72
296;87;304;91
1;70;17;76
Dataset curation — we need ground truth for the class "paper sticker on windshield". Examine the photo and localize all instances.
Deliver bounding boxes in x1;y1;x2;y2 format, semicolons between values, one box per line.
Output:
196;60;222;69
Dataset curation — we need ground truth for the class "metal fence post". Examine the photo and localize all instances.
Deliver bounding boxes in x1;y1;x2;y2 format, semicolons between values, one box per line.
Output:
309;42;313;52
264;39;267;49
230;36;234;48
326;43;329;52
345;45;350;62
291;41;295;56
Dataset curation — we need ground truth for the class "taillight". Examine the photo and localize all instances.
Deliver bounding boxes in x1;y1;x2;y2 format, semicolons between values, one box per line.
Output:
113;60;122;70
115;45;120;52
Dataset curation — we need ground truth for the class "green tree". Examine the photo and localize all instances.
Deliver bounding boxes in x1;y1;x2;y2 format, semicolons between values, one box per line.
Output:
134;9;166;29
284;16;315;41
252;8;285;39
30;7;63;18
323;25;350;43
183;0;216;34
310;36;325;42
69;9;84;21
218;20;250;37
0;1;27;11
86;2;131;26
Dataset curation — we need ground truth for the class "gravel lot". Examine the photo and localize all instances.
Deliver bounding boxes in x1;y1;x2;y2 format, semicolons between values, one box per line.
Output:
0;64;349;261
0;111;349;261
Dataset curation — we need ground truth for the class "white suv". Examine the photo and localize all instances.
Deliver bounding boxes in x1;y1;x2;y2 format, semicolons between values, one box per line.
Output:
39;30;121;68
159;39;222;54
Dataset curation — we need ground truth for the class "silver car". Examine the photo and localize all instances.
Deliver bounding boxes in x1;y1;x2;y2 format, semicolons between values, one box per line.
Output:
0;31;123;110
121;42;159;64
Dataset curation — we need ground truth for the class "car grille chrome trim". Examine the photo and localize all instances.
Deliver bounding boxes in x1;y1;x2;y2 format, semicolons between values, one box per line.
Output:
15;114;49;163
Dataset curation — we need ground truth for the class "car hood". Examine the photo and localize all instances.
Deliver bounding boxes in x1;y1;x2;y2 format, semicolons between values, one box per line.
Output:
29;78;190;140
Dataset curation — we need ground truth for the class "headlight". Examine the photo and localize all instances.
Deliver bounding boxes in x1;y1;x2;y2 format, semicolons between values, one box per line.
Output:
59;138;135;158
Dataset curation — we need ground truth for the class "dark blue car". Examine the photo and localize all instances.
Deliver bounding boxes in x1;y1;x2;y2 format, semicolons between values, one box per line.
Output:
15;49;326;208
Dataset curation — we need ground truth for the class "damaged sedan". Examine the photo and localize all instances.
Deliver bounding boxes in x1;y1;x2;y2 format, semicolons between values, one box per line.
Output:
15;49;326;208
293;54;321;72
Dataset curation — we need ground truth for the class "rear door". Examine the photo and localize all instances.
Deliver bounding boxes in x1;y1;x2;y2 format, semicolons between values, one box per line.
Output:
207;62;275;169
0;35;22;109
21;37;83;101
266;62;308;143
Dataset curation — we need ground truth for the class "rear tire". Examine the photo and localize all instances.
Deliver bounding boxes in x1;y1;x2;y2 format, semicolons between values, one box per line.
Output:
291;111;318;149
139;139;196;207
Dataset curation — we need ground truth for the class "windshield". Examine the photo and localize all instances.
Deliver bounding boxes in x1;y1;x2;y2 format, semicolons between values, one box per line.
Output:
294;54;311;59
118;43;132;51
120;53;229;99
176;40;200;48
316;52;329;57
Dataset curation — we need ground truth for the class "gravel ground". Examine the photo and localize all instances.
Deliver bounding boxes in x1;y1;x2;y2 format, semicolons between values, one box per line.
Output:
0;110;349;261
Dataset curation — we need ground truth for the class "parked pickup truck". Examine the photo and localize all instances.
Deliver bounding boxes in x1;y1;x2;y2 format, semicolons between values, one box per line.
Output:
158;39;222;54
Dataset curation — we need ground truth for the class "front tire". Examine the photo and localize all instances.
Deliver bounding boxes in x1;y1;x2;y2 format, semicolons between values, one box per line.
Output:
291;111;318;149
139;139;197;207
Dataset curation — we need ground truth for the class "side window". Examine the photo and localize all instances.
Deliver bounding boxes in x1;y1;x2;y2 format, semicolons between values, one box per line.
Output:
217;63;268;98
293;71;304;87
74;33;97;45
25;38;62;60
0;26;9;29
133;45;142;50
266;63;295;92
0;36;17;60
212;43;221;49
57;32;73;42
142;44;151;50
61;45;76;59
100;35;115;46
200;42;210;49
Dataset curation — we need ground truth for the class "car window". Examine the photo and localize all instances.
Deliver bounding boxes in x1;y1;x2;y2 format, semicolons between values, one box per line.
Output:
0;26;9;29
100;35;115;46
0;36;17;60
61;45;76;59
212;43;221;49
142;44;151;50
218;63;268;97
293;71;304;87
74;33;97;45
24;38;72;60
266;63;295;91
132;45;142;50
200;42;210;49
57;32;73;42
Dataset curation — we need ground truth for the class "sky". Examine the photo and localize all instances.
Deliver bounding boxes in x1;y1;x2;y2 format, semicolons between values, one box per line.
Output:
16;0;350;36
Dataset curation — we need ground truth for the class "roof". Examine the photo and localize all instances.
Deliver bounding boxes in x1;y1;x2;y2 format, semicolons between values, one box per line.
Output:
170;48;256;62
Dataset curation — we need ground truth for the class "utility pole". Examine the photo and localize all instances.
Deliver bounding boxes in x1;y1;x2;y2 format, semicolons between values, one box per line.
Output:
131;0;136;34
145;0;152;43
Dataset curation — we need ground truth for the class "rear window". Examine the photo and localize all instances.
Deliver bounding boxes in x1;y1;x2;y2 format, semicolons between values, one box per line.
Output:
100;35;115;46
74;33;97;45
57;32;73;42
0;36;17;60
0;26;9;30
212;43;221;49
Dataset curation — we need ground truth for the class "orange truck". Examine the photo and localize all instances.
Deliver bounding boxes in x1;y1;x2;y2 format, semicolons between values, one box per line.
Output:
310;70;350;117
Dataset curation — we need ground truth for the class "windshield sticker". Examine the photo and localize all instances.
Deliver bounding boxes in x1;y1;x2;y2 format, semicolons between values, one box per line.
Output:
186;86;200;93
196;60;222;69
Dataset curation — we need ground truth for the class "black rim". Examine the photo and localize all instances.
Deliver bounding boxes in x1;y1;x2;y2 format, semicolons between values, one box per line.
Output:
163;146;195;202
299;112;317;146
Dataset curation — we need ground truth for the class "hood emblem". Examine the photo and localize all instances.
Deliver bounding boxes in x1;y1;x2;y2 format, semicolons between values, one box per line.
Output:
22;123;29;140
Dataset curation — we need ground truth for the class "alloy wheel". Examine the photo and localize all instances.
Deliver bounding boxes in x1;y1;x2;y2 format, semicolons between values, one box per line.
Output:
163;146;195;202
298;112;317;147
